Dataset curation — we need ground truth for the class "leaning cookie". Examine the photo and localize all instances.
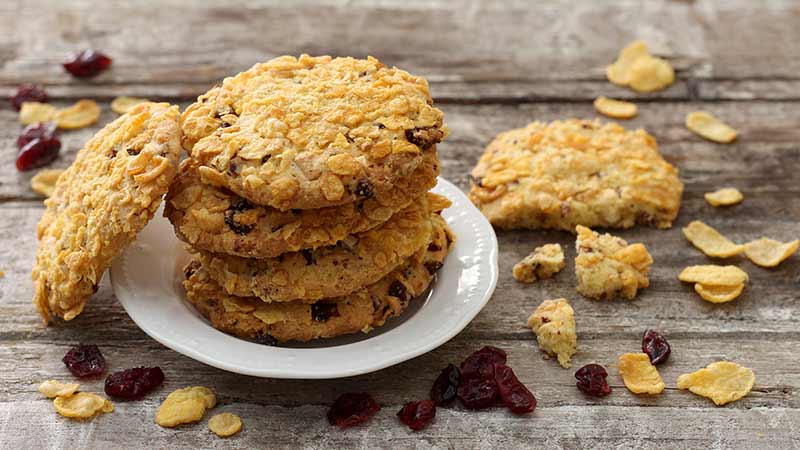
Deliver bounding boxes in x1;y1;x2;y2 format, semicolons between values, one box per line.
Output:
469;119;683;231
165;149;440;258
183;217;454;342
195;197;451;302
32;103;183;322
181;55;446;211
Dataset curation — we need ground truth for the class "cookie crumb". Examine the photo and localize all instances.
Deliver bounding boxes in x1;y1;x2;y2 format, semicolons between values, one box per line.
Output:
527;298;576;368
512;243;565;283
574;226;652;300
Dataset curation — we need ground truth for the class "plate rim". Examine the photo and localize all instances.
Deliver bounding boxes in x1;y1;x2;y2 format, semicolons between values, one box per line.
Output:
111;177;498;379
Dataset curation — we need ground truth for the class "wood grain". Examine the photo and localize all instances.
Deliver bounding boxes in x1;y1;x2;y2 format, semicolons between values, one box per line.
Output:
1;0;799;448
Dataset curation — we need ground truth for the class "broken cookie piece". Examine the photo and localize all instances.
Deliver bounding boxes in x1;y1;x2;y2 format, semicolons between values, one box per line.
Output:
574;226;653;300
527;298;577;368
512;243;565;283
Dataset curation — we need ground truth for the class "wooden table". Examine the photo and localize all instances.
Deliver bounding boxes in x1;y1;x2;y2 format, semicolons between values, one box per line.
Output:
2;1;799;448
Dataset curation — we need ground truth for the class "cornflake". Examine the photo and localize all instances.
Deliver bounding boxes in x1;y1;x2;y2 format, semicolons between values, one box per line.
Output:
705;188;743;207
628;57;675;93
512;243;565;283
745;237;799;268
593;96;638;119
678;265;748;286
686;111;737;143
682;220;744;258
606;40;675;92
208;412;243;437
19;102;57;125
156;386;217;428
677;361;755;406
54;99;101;129
53;392;113;419
618;353;665;394
38;380;79;398
694;283;744;303
111;96;149;114
606;41;649;86
527;298;577;368
30;169;64;198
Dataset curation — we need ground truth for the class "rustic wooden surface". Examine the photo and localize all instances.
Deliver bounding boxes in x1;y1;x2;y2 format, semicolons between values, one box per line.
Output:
1;0;799;448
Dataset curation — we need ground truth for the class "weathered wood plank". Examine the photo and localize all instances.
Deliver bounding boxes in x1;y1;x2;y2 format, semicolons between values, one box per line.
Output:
3;100;800;201
1;0;800;89
7;78;800;103
1;401;798;449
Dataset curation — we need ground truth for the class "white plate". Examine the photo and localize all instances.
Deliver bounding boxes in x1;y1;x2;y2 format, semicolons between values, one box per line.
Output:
111;178;498;379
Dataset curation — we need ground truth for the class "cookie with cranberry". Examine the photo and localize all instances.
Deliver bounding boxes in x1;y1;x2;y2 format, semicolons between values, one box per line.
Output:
194;196;450;302
33;103;182;322
181;55;446;211
183;214;454;343
164;149;439;258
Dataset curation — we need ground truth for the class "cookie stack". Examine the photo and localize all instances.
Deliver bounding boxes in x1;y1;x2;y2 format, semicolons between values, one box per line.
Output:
165;55;454;344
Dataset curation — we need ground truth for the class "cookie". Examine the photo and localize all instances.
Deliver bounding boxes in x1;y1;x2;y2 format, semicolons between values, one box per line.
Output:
195;195;451;302
164;148;440;258
469;119;683;231
574;225;652;300
181;55;447;210
183;215;454;342
32;103;182;322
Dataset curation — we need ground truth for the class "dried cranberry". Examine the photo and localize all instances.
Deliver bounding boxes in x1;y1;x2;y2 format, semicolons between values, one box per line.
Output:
457;376;498;410
460;346;507;380
311;302;339;322
254;333;278;346
62;344;106;378
17;122;58;149
575;364;612;397
327;393;380;428
430;363;460;405
397;400;436;431
63;49;112;78
10;84;48;110
494;364;536;414
642;329;671;365
354;179;374;199
104;366;164;400
224;198;255;235
17;137;61;171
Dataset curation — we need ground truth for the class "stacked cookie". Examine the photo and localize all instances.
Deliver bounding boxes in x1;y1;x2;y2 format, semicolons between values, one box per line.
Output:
165;55;454;344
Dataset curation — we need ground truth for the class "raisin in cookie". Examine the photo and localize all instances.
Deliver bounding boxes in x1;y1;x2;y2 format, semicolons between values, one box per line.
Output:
165;149;440;258
470;119;683;231
195;196;450;302
574;225;652;300
33;103;182;322
181;55;446;210
183;216;454;342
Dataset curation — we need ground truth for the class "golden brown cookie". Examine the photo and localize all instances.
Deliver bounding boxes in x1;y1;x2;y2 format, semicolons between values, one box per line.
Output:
164;149;440;258
181;55;446;210
469;119;683;231
183;215;454;343
32;103;182;322
195;195;450;302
